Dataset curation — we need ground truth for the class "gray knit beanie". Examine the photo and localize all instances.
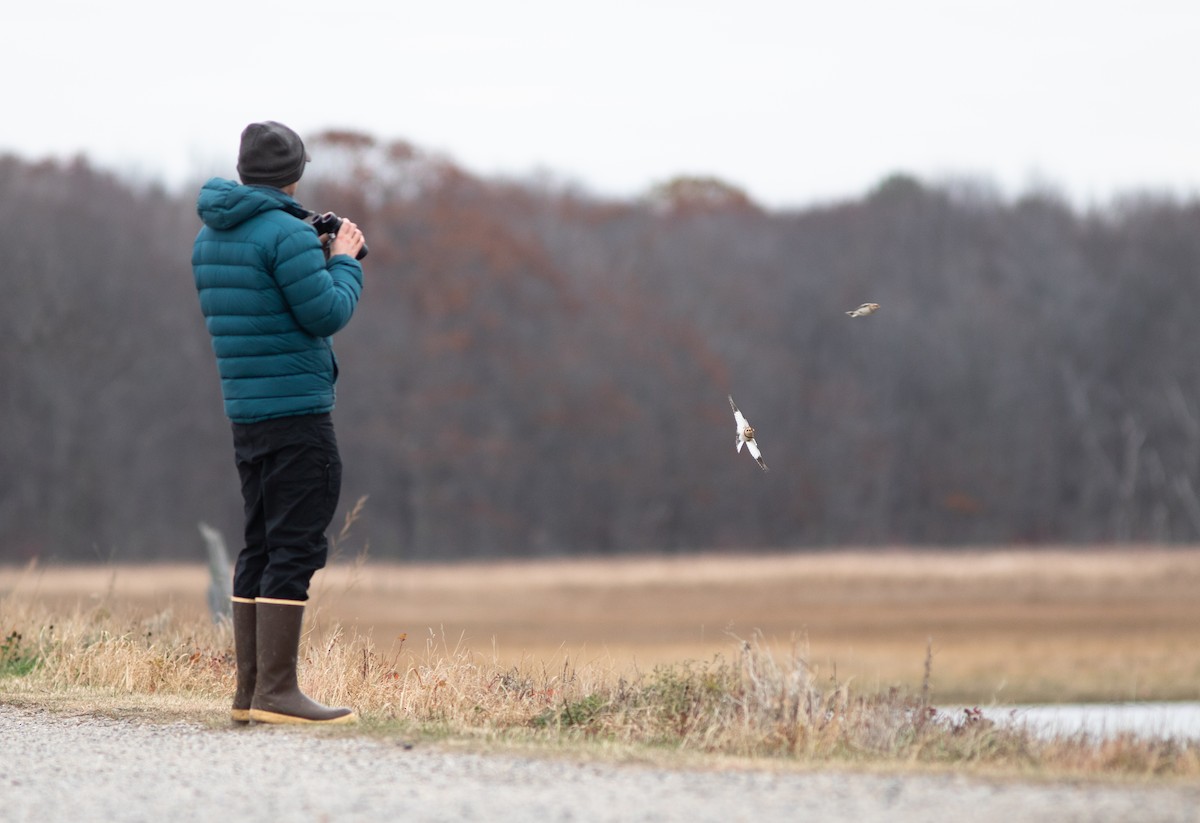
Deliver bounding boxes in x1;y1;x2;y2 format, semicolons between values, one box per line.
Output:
237;121;310;188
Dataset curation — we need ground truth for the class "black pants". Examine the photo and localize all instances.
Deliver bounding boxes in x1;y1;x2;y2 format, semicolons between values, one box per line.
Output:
230;413;342;602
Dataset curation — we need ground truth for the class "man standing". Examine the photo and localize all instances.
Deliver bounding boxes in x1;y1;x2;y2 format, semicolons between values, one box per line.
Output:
192;121;366;724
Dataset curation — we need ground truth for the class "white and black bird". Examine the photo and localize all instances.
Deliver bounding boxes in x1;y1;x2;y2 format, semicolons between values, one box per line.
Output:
728;394;769;471
846;302;880;318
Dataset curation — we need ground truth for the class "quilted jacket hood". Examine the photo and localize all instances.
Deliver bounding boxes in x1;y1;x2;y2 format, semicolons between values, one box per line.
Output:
196;177;306;231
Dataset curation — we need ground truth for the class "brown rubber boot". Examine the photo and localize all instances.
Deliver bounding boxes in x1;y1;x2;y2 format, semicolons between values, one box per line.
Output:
248;598;358;725
230;597;257;724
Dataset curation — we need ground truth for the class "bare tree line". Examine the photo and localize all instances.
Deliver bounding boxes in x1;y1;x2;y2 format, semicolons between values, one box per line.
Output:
2;137;1199;562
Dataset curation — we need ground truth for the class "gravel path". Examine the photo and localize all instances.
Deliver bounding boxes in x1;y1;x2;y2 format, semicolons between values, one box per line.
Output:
1;704;1198;822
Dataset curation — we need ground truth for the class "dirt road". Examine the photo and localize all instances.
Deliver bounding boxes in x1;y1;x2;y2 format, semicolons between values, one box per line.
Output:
1;705;1196;822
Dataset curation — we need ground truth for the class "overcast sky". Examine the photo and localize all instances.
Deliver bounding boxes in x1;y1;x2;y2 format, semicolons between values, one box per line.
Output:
6;0;1197;209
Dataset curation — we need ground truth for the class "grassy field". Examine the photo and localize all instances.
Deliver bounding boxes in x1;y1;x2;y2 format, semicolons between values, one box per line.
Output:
4;545;1199;704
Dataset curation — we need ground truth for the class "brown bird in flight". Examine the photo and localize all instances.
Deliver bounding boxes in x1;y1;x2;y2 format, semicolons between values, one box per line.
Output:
846;302;880;318
728;394;769;471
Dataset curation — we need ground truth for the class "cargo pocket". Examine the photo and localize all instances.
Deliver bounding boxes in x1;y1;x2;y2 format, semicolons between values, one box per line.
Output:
324;455;343;508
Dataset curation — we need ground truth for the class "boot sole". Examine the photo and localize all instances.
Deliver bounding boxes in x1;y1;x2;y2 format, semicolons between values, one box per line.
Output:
248;709;359;725
231;709;252;725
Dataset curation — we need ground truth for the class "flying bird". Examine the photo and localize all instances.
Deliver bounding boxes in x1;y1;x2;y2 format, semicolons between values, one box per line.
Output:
846;302;880;318
728;394;769;471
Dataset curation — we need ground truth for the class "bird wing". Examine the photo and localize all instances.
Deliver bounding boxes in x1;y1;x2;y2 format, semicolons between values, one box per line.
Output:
732;409;748;450
730;397;747;432
745;438;769;471
745;437;762;460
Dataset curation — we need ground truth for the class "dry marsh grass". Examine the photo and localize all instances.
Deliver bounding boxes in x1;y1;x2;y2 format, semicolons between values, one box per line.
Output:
5;547;1200;703
2;547;1199;777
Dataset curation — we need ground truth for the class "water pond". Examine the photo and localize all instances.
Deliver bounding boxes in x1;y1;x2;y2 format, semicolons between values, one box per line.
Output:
963;702;1200;741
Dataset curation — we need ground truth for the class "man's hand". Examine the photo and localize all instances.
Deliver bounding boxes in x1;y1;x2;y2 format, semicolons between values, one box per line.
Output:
328;219;366;260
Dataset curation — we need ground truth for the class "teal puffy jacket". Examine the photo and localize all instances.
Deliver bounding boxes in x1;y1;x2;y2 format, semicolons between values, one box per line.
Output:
192;178;364;424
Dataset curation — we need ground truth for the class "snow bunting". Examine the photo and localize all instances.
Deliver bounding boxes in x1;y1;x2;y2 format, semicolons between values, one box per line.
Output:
728;395;769;471
846;302;880;318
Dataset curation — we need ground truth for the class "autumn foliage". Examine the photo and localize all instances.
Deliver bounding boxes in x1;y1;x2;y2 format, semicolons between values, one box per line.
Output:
2;135;1200;561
